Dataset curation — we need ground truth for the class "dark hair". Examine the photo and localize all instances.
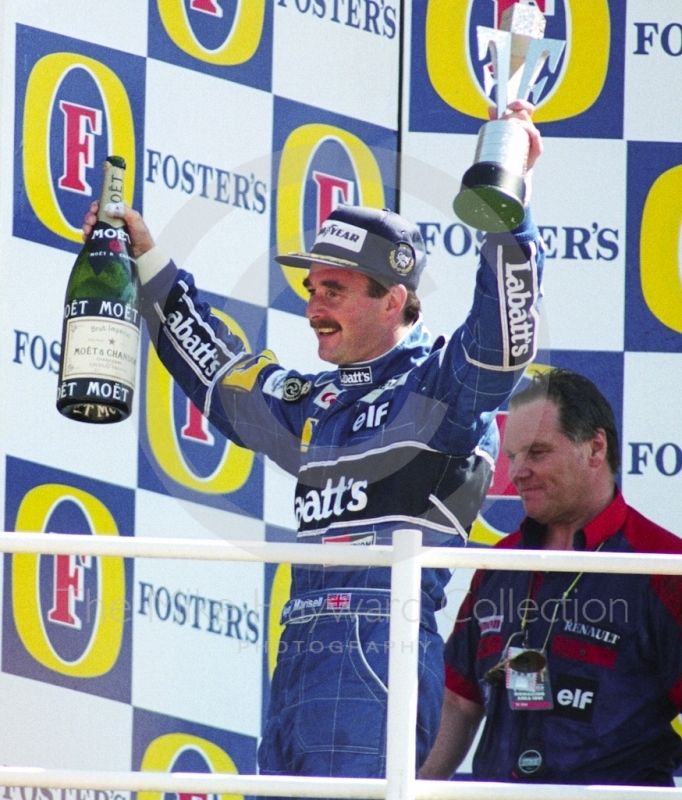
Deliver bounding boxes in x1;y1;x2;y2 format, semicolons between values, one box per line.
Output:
509;369;620;474
365;275;421;325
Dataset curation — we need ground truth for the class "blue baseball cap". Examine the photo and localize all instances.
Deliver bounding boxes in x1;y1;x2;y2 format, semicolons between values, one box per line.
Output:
275;205;427;291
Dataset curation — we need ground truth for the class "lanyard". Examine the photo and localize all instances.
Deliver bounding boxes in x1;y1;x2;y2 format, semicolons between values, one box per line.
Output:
521;541;605;652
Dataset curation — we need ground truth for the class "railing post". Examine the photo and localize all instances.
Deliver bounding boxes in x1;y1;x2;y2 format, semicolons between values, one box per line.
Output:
385;528;422;800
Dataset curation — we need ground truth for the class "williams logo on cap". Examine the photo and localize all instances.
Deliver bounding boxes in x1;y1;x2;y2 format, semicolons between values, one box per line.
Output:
389;243;416;276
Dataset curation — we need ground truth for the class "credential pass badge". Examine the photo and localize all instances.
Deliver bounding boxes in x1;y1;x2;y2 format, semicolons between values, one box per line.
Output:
505;646;553;710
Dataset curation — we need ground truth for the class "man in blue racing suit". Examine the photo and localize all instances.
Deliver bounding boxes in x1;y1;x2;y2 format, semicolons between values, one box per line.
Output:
84;101;544;780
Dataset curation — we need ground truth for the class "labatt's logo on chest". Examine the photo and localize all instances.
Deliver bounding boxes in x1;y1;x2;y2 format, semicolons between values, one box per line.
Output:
295;476;368;527
339;366;372;386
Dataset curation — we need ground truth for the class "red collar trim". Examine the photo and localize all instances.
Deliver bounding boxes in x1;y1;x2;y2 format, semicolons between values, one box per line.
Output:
581;488;628;550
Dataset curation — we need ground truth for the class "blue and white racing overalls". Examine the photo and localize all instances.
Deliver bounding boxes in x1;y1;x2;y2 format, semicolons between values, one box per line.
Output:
138;212;545;778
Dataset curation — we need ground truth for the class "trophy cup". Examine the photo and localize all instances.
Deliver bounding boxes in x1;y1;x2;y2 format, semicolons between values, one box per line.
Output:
453;0;565;233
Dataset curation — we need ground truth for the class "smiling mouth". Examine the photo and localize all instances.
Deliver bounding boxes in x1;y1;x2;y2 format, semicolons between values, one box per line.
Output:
311;320;341;336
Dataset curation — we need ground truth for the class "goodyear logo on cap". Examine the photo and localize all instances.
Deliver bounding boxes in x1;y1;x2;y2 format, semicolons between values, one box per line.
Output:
3;456;133;702
315;220;368;253
13;25;144;254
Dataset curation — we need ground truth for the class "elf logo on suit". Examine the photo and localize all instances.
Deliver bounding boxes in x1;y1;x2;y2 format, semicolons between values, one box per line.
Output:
13;25;143;253
3;457;133;702
423;0;614;127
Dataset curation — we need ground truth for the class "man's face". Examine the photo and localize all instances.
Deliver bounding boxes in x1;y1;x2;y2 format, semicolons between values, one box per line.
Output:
503;398;597;526
304;264;398;365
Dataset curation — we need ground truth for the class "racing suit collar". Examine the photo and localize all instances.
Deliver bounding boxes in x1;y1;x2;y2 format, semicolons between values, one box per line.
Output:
520;488;627;551
335;317;431;389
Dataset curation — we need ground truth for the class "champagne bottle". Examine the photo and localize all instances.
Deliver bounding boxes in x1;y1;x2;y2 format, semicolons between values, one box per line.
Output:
56;156;140;423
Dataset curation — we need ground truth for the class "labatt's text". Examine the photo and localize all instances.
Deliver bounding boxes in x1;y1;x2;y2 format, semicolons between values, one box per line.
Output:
295;476;369;525
165;308;223;380
504;261;534;360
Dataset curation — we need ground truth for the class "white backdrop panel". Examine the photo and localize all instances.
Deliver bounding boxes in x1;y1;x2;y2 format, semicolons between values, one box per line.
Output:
144;59;273;307
133;489;265;737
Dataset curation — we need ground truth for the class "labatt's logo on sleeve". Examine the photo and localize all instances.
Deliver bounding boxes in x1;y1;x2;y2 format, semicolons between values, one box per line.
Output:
15;26;138;251
276;123;386;302
143;305;257;500
155;0;266;66
4;461;133;702
139;732;241;800
425;0;611;124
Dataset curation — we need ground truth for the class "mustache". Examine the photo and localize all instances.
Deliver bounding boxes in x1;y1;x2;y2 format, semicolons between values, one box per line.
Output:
310;319;341;333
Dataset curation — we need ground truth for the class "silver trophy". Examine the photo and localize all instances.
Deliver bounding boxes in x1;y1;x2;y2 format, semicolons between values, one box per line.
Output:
453;0;565;232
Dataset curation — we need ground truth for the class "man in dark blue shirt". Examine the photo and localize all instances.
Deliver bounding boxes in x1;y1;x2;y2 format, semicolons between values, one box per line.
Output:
420;369;682;786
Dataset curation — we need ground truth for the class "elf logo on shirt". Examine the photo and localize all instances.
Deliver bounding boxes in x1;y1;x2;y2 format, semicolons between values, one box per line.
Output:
553;674;598;723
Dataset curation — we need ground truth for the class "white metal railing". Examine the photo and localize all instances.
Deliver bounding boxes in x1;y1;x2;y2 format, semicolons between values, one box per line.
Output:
2;530;682;800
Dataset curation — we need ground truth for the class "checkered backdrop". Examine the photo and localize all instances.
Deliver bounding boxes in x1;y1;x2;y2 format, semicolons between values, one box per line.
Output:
1;0;681;786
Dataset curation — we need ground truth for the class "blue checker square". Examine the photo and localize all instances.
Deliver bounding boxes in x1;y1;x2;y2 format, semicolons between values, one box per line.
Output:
137;288;267;518
132;706;257;776
3;456;134;703
409;0;624;139
625;140;682;353
269;96;398;317
13;24;146;255
147;0;273;92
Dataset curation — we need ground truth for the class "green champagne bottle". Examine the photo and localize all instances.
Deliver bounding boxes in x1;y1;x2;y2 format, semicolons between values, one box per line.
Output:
56;156;140;423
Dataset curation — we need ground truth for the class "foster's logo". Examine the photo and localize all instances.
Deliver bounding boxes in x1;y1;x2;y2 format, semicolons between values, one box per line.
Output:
13;25;143;253
3;457;133;702
149;0;271;90
157;0;265;65
273;100;396;311
418;0;620;136
626;141;682;351
135;709;256;800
